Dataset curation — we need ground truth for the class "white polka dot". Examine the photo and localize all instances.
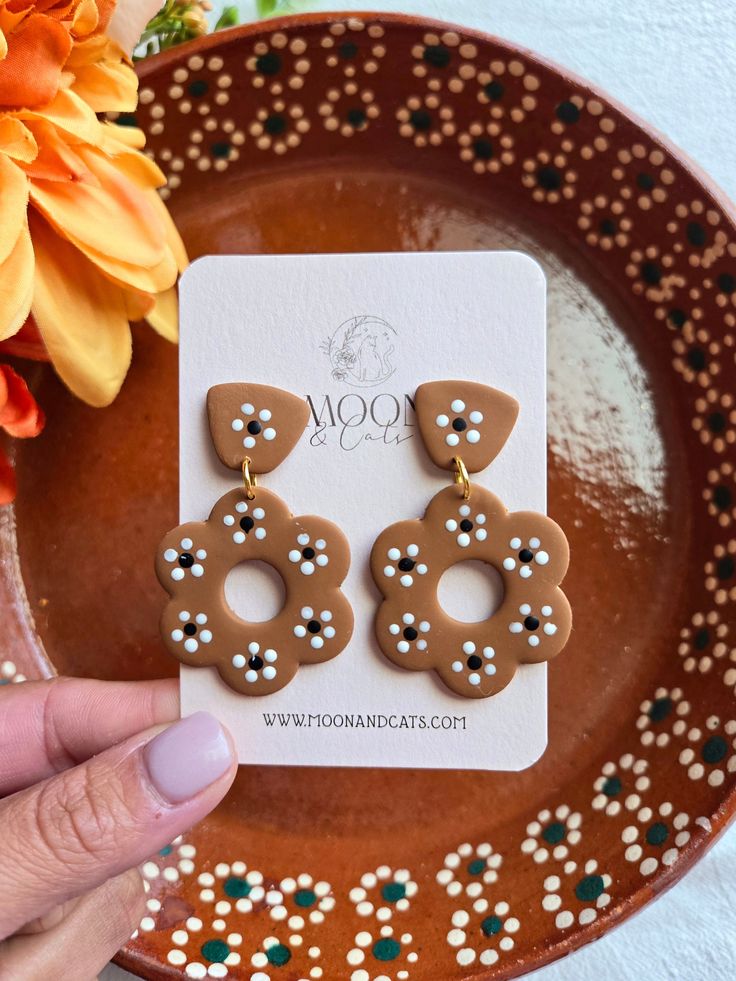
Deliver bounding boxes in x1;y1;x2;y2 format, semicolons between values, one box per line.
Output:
324;626;336;638
294;625;307;637
263;428;276;440
536;551;550;565
263;666;277;680
468;673;480;685
321;610;332;621
446;433;460;446
463;641;476;654
243;436;256;449
436;414;449;427
164;548;178;562
179;611;190;621
316;539;326;549
184;639;198;653
245;670;258;683
223;515;235;526
200;630;212;643
388;547;401;560
241;403;254;414
530;537;541;548
528;635;540;647
171;568;185;581
400;575;413;587
302;606;313;617
397;641;410;653
509;622;523;634
316;554;329;567
253;508;265;519
171;629;184;642
236;502;247;513
389;624;400;635
311;636;324;649
264;649;277;662
503;557;516;570
231;419;244;431
301;562;315;576
520;603;531;614
233;531;245;544
255;528;266;540
446;519;458;532
510;537;522;548
232;654;245;668
407;544;419;556
192;565;204;577
544;623;558;635
297;533;310;545
457;533;470;547
451;399;465;412
259;409;272;421
452;661;463;672
520;566;532;579
469;410;483;424
417;563;427;575
384;565;395;578
484;664;496;675
466;430;480;443
289;550;301;563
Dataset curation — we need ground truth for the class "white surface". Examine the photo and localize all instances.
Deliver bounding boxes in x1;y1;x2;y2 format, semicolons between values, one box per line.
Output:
105;1;736;978
179;252;548;769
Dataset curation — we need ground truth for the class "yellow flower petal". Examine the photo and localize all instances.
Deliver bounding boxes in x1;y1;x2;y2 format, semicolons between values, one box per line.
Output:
0;222;34;341
29;144;168;271
98;125;166;187
0;27;7;62
62;235;178;294
146;286;178;343
0;153;29;265
14;88;100;146
70;57;138;113
147;187;189;273
101;120;145;150
30;214;132;407
0;117;37;162
123;286;155;321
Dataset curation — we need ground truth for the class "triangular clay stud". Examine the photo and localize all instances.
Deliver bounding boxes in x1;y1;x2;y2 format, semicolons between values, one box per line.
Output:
207;383;310;473
415;380;520;472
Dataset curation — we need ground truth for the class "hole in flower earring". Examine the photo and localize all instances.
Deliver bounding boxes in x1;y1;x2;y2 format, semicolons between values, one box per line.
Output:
155;383;353;695
370;380;571;698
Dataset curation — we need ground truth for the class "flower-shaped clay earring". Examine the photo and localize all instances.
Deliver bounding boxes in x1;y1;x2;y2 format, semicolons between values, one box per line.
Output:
155;383;353;695
370;380;571;698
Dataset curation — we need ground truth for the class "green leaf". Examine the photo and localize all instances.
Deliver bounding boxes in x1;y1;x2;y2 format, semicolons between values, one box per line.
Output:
215;5;239;29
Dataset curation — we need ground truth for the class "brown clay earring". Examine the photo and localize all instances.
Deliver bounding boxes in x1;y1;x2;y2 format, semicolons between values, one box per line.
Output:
155;383;353;696
370;380;571;698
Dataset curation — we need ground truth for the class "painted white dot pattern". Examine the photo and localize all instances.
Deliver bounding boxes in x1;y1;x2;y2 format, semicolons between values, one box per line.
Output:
435;397;484;446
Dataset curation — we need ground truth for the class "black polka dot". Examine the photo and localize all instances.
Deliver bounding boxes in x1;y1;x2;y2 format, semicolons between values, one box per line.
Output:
686;221;708;246
717;556;735;581
460;519;473;533
640;261;661;285
339;42;358;59
409;109;432;131
188;79;208;98
537;166;561;190
423;44;451;68
694;628;710;650
302;547;315;559
599;218;617;236
452;417;467;432
398;557;416;572
713;485;732;510
636;172;655;190
555;100;580;123
211;142;231;160
472;138;493;160
346;108;367;128
256;52;281;74
484;80;504;100
668;308;688;328
686;348;707;371
247;420;262;435
524;616;540;631
708;412;726;434
718;272;736;294
519;548;534;563
467;655;482;670
403;627;418;641
178;552;194;568
184;623;197;636
307;620;321;633
240;516;255;532
264;114;285;135
248;655;263;670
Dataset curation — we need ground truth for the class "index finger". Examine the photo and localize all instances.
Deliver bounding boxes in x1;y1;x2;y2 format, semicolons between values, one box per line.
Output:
0;677;179;796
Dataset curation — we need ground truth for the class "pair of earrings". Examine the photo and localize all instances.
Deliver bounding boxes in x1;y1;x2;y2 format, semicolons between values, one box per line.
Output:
155;381;571;699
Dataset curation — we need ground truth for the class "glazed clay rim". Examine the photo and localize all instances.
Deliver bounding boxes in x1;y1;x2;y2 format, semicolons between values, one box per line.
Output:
123;11;736;977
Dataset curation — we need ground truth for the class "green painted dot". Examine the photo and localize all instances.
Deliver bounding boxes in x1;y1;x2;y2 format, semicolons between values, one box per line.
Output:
717;272;736;294
188;79;208;97
372;937;401;961
294;888;317;907
484;80;504;100
158;844;173;856
201;939;230;963
347;107;367;128
556;100;580;123
467;858;486;875
602;776;622;797
410;108;432;131
224;876;251;898
637;172;655;190
702;734;728;764
686;221;708;246
265;114;286;135
266;943;291;966
537;165;561;190
381;881;406;902
472;138;493;160
648;697;672;723
211;142;231;159
713;486;732;511
481;914;502;936
709;412;727;434
668;308;688;328
339;42;358;59
575;874;605;902
256;51;281;74
645;822;669;846
423;43;451;68
687;348;707;371
542;821;566;845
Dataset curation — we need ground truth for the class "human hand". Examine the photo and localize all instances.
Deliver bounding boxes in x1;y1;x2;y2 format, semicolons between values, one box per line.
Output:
0;676;236;980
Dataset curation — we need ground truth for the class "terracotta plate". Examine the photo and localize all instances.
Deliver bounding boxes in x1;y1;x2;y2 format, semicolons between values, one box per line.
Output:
4;11;736;981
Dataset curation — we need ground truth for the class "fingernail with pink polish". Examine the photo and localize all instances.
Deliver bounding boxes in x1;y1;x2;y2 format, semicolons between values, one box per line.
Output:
144;712;234;804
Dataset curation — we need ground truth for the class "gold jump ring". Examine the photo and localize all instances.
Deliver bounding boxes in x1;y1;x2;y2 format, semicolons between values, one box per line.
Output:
453;456;470;500
242;456;258;500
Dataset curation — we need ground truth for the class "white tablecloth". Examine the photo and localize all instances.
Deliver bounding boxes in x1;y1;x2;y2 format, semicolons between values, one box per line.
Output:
105;2;736;978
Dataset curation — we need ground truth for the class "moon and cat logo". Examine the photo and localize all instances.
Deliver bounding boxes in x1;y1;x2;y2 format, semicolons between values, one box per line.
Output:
322;316;397;387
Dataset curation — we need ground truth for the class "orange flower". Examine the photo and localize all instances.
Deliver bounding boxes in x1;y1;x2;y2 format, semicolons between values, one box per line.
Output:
0;0;186;407
0;364;44;504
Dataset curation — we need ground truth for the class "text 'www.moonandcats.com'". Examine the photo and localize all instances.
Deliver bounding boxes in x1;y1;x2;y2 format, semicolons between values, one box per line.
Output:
261;713;467;731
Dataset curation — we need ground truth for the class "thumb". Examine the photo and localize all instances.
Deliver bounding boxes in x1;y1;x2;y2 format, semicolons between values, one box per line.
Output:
0;712;236;940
